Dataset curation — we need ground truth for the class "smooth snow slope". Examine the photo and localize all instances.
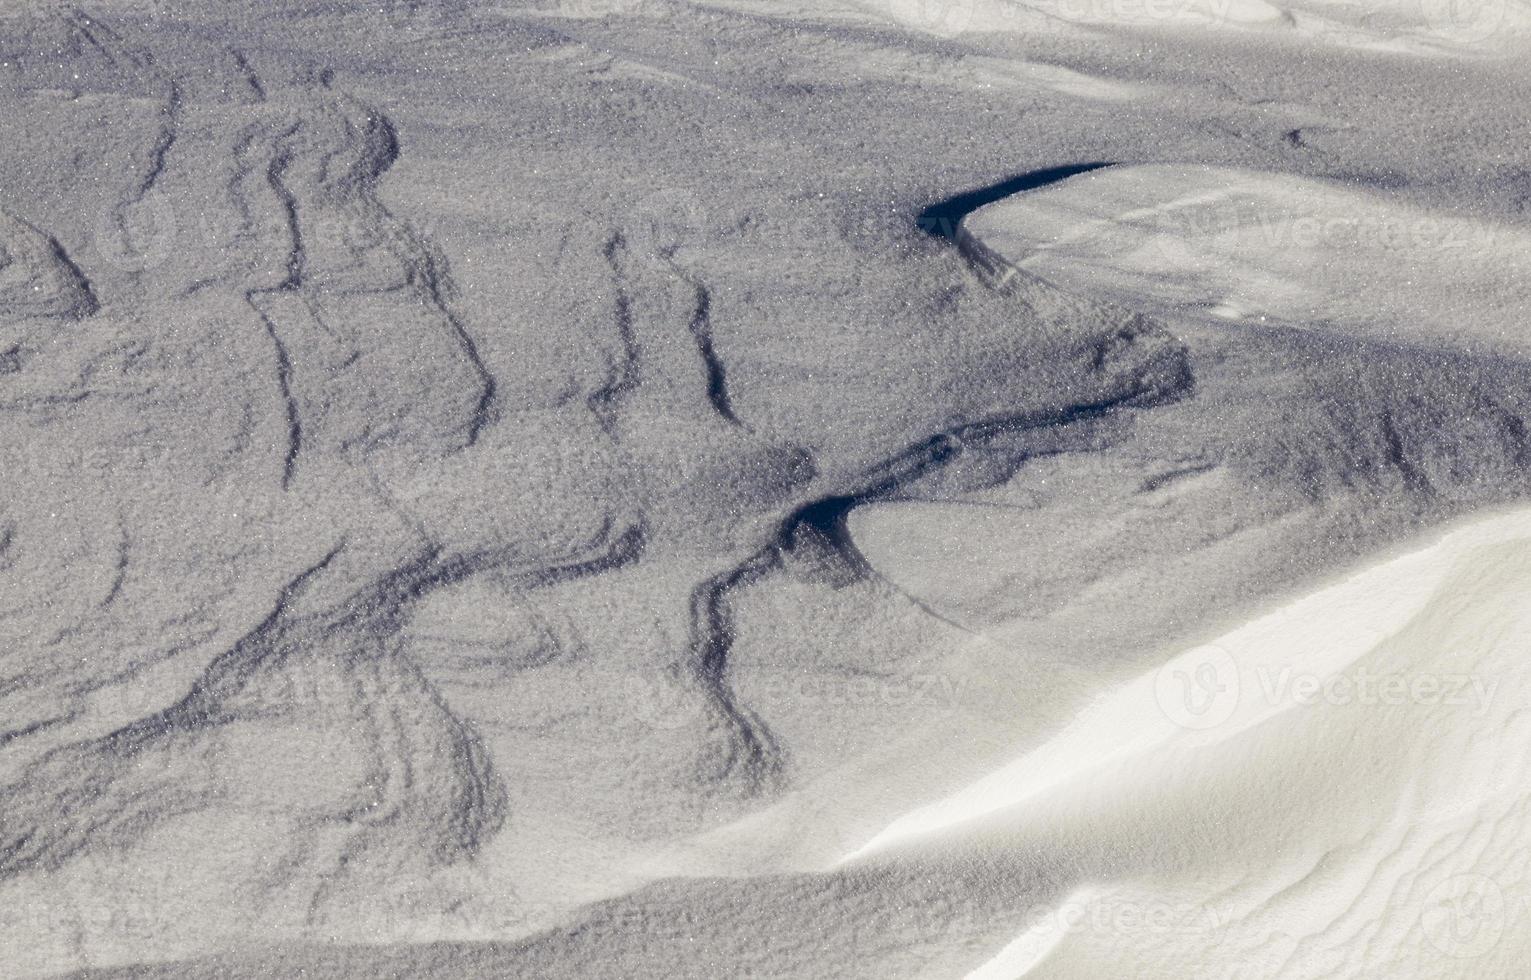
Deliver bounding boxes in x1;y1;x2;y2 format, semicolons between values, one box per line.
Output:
959;502;1531;979
850;504;1531;977
962;164;1531;355
853;0;1531;52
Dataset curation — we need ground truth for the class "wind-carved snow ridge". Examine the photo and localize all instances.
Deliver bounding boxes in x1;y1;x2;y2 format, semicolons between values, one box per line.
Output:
610;215;744;430
0;46;541;956
664;175;1197;800
687;553;789;792
0;513;655;898
536;158;1203;819
674;341;1198;791
237;87;498;489
778;324;1192;589
0;212;99;322
918;163;1117;244
590;232;643;432
0;547;520;882
685;281;742;427
230;49;267;103
131;80;180;213
244;135;305;489
11;3;1531;976
591;228;786;793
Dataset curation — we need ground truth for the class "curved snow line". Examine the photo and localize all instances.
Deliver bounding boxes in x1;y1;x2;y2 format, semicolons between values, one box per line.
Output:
836;504;1531;864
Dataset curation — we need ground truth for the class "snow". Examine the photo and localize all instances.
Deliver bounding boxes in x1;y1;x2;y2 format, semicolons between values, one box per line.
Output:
2;1;1530;978
964;164;1531;355
856;0;1531;52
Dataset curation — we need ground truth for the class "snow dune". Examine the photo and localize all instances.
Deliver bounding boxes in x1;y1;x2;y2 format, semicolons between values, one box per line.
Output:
955;505;1531;978
806;160;1531;978
858;0;1531;52
964;163;1531;356
783;499;1531;979
5;2;1531;978
845;503;1527;861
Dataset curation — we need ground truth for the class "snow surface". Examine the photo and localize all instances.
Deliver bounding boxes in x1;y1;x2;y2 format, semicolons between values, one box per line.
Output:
855;0;1531;52
964;163;1531;352
0;1;1529;978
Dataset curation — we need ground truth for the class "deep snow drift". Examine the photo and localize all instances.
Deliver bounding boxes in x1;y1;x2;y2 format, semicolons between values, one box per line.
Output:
1;2;1529;978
